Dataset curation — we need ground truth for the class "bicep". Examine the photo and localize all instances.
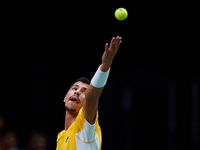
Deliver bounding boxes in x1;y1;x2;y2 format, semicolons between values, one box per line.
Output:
83;84;103;125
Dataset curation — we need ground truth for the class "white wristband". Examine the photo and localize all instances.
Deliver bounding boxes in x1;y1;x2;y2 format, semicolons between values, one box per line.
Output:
91;65;111;88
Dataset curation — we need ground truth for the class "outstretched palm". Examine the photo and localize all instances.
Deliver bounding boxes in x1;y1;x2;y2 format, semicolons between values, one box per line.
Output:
102;36;122;67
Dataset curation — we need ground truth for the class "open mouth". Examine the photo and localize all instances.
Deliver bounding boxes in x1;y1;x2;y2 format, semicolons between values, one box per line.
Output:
69;95;80;104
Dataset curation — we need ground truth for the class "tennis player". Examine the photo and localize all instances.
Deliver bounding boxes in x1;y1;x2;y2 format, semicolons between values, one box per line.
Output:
56;36;122;150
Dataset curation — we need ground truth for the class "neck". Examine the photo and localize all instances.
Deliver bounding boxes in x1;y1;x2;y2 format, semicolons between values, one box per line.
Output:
64;110;77;131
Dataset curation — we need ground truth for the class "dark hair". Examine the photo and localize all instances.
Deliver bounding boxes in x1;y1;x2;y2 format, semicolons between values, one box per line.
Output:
68;77;90;90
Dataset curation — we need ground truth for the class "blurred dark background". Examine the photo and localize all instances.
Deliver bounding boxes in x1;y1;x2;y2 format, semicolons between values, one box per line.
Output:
0;0;200;149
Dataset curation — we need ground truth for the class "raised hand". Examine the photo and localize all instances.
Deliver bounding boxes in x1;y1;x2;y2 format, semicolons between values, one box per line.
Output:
101;36;122;71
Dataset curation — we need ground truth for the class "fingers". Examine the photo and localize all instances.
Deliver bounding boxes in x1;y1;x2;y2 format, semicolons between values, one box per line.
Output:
107;36;122;52
109;37;115;49
102;36;122;65
105;43;109;52
111;36;122;51
115;36;122;48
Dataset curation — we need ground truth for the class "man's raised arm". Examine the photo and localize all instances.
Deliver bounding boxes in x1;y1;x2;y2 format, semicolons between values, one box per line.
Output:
83;36;122;124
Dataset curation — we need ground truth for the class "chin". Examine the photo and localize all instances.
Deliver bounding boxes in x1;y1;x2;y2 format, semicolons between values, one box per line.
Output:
65;106;76;112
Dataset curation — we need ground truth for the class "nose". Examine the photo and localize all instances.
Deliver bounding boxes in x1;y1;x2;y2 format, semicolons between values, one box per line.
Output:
74;89;80;96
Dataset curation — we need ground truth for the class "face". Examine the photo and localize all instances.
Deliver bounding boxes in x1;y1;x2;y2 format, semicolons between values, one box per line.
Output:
64;81;88;115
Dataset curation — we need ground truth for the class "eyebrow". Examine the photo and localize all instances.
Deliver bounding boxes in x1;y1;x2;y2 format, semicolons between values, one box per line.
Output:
73;85;79;87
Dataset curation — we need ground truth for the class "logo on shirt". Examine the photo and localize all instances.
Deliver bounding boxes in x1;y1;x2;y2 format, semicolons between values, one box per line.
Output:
66;136;69;142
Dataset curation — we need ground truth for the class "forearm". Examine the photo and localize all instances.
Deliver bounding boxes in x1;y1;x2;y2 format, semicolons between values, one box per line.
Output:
85;84;103;107
83;63;110;123
85;63;110;102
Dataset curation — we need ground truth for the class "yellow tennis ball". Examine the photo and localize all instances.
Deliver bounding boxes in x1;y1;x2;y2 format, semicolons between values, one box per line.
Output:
115;8;128;21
